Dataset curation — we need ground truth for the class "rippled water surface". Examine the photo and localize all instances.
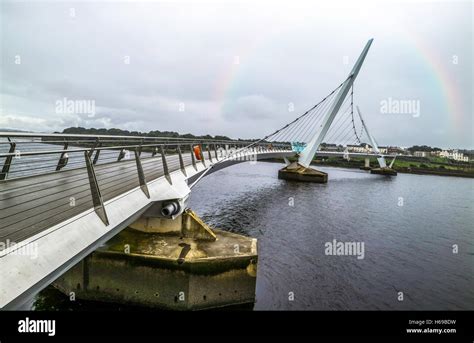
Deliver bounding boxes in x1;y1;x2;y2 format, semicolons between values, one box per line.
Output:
34;161;473;310
189;162;474;310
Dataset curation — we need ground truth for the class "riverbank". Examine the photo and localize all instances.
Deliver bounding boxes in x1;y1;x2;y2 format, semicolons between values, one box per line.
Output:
266;156;474;178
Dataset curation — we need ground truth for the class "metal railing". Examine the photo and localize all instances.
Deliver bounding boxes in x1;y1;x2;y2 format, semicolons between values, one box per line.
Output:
0;132;291;181
0;131;291;239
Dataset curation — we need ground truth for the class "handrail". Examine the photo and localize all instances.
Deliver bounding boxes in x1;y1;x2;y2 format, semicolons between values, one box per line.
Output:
0;132;291;181
0;131;265;145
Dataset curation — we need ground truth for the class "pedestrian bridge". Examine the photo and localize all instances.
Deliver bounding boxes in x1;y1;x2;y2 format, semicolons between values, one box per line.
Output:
0;132;395;309
0;38;399;309
0;135;295;309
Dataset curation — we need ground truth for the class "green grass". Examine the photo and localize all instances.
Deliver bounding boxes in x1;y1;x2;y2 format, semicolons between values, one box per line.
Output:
313;155;474;174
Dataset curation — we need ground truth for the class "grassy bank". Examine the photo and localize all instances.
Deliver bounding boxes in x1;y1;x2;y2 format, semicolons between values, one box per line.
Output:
270;156;474;178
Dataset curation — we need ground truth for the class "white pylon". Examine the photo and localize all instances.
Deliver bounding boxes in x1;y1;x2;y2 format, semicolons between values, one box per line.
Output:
356;106;387;168
298;39;374;168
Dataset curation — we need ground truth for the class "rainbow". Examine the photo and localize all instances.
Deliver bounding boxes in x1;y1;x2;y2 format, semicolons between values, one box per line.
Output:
213;34;467;135
405;30;466;132
212;35;263;111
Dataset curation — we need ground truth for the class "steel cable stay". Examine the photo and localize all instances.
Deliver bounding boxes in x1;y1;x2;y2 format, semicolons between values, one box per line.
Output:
320;99;352;142
277;90;337;144
298;92;340;143
269;84;342;144
1;67;372;198
188;77;351;188
319;100;352;144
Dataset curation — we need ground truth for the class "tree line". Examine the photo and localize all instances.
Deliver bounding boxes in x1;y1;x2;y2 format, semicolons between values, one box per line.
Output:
60;127;233;141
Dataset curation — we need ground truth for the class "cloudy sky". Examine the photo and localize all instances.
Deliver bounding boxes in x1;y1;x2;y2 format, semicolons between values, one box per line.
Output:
0;0;472;148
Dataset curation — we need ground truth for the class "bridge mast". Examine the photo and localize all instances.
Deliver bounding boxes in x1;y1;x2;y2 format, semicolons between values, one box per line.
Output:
356;106;387;168
298;39;374;168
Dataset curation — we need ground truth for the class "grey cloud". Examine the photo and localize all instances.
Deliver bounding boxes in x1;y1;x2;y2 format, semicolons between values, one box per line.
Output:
0;1;472;147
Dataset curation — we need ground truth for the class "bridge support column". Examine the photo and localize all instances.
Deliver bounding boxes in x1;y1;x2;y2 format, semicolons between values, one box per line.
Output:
278;161;328;183
370;167;398;176
360;157;372;171
130;208;217;241
53;206;257;310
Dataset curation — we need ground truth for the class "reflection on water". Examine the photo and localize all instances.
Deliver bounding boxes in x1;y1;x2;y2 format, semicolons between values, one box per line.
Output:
35;162;474;310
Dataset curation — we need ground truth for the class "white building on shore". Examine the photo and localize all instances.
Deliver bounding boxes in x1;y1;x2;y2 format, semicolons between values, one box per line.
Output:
414;151;428;158
439;149;469;162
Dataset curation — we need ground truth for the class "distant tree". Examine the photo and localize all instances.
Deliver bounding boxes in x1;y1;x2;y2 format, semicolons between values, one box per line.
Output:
181;133;196;139
60;127;236;141
407;145;440;152
108;128;130;136
214;135;231;141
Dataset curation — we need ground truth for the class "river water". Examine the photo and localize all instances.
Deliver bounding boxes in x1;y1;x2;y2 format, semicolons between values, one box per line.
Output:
34;161;473;310
189;162;474;310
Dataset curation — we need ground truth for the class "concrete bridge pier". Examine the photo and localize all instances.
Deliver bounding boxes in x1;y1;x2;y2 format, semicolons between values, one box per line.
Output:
360;157;372;171
53;203;258;310
278;161;328;183
370;167;398;176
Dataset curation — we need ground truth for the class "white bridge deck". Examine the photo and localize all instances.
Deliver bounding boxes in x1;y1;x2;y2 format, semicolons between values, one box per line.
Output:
0;148;293;309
